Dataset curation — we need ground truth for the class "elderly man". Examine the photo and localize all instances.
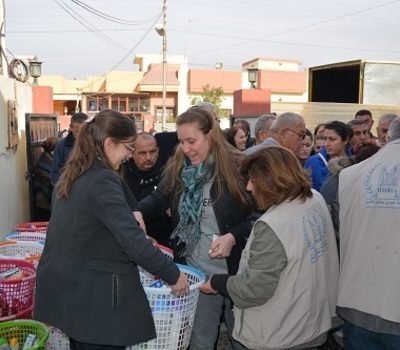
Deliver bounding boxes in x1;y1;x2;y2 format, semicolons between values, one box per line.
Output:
123;132;172;246
252;114;277;146
337;117;400;349
244;112;306;155
376;113;398;147
51;112;88;185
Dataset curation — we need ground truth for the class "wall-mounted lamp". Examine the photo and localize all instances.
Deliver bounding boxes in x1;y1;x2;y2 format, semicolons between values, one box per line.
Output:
64;106;68;115
215;62;223;70
28;56;42;86
247;67;259;89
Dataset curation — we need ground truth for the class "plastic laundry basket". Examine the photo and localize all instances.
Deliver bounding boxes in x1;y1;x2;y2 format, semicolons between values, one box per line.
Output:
0;319;49;350
4;232;46;245
130;264;206;350
0;259;37;321
15;222;48;233
45;326;70;350
0;241;44;265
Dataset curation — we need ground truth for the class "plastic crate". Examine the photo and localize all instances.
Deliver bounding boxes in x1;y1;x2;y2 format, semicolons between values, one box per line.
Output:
130;264;206;350
0;319;49;350
15;222;48;233
0;259;36;321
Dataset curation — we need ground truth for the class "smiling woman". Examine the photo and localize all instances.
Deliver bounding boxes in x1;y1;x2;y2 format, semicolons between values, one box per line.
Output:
33;109;189;350
138;106;254;349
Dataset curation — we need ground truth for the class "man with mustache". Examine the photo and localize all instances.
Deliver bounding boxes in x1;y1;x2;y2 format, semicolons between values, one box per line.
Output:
123;132;172;246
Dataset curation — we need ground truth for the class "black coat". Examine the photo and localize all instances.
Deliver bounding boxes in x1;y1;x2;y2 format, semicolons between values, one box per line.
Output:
34;160;180;346
123;160;173;246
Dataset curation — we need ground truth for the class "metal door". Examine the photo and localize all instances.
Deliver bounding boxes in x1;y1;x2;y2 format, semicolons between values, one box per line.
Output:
25;113;58;220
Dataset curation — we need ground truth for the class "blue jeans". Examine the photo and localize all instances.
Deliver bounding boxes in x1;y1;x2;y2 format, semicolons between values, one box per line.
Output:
344;321;400;350
189;292;244;350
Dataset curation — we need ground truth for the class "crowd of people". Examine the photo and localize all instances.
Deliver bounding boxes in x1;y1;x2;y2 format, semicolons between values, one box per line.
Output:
32;105;400;350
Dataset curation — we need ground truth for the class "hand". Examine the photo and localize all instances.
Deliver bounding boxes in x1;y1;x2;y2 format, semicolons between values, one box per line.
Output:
146;235;158;245
199;276;218;294
133;210;147;234
208;233;236;260
170;271;190;296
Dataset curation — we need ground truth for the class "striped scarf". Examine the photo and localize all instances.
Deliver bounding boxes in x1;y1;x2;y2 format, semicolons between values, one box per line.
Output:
171;154;215;256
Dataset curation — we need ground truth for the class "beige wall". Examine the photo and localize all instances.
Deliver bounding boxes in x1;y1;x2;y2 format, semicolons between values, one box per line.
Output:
0;77;32;234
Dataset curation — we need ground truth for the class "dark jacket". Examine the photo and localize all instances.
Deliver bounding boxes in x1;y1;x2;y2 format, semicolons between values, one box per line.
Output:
33;150;54;202
123;160;161;201
139;171;253;275
34;160;180;346
123;159;173;245
51;132;75;185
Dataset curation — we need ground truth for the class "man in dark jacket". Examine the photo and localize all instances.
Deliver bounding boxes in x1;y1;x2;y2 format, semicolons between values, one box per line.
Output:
51;112;88;185
123;132;173;246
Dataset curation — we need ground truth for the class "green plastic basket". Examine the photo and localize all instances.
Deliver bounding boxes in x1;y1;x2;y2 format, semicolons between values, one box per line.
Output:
0;319;49;350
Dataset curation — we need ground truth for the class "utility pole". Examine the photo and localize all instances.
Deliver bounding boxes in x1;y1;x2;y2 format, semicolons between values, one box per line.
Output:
161;0;167;130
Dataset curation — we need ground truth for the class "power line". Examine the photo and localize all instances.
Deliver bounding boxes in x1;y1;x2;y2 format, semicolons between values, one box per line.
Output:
191;0;400;57
53;0;129;52
78;7;163;90
70;0;159;25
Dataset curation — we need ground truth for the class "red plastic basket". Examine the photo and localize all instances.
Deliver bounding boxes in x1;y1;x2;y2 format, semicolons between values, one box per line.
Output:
15;222;49;233
0;303;34;322
0;259;37;321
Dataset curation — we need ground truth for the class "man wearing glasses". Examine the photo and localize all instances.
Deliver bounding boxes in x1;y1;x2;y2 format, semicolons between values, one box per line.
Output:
244;112;306;155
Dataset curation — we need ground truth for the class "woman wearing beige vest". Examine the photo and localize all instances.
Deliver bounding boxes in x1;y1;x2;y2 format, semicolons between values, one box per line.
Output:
201;146;340;350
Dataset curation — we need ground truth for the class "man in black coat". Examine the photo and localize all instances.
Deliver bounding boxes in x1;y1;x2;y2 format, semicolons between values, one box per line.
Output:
123;132;173;246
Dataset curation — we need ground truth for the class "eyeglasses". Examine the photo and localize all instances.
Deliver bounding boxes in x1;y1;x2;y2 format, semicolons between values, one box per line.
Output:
287;128;306;139
122;143;135;153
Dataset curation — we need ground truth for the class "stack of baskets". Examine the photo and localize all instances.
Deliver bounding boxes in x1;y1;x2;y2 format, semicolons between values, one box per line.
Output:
0;221;47;322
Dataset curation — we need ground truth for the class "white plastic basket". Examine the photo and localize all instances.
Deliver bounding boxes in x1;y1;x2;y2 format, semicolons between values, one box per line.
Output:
129;264;206;350
45;326;70;350
0;241;44;265
4;232;46;245
139;245;174;287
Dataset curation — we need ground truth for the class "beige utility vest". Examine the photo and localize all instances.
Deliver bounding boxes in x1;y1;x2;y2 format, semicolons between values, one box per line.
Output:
338;139;400;322
233;191;339;349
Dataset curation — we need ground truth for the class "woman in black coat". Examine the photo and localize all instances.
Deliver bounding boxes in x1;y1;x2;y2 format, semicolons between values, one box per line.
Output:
34;110;189;350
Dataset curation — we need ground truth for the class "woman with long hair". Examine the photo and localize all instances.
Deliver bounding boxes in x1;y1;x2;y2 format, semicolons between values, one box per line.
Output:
201;147;340;349
34;110;188;350
139;106;253;350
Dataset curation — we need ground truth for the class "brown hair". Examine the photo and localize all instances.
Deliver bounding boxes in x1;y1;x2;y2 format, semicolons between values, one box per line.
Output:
164;107;251;211
57;110;136;198
241;146;312;211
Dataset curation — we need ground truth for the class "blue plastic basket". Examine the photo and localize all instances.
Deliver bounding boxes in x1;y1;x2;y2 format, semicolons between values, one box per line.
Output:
3;232;46;245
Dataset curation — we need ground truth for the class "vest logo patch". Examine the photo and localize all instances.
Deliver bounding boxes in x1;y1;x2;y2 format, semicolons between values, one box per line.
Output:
302;209;328;264
364;162;400;209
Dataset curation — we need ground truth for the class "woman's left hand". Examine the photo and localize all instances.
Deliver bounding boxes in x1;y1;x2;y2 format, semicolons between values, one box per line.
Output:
208;233;236;259
199;276;218;294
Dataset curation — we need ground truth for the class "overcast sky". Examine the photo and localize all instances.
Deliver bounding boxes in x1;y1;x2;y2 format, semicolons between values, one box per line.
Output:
5;0;400;79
